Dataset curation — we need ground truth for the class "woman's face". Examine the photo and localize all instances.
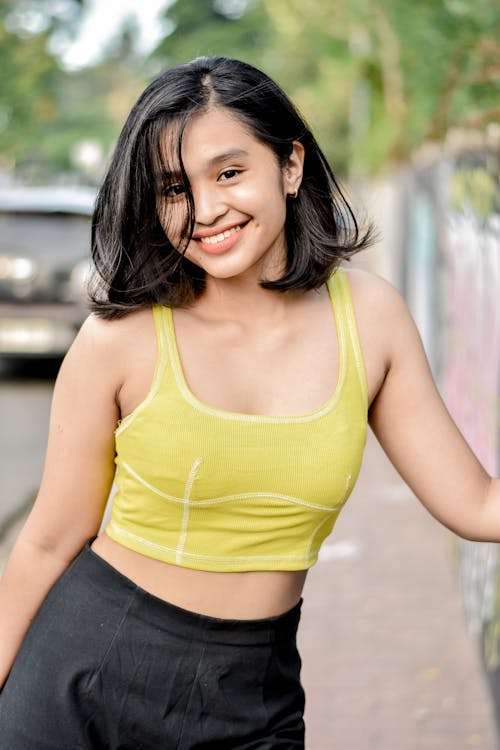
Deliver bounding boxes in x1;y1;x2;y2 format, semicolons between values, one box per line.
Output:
157;107;304;284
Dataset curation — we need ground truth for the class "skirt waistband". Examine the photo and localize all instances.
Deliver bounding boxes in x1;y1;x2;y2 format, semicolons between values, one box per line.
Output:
79;541;302;645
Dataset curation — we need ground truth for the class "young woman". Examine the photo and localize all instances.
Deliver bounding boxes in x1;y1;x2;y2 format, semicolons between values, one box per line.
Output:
0;56;497;749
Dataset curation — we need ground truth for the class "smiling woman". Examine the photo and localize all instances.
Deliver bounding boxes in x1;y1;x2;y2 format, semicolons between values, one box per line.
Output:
0;55;499;750
157;108;303;281
89;56;370;312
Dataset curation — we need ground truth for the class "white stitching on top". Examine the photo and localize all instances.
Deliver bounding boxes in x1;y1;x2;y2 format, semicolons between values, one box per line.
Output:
176;458;202;564
108;521;320;564
120;459;343;512
340;272;369;409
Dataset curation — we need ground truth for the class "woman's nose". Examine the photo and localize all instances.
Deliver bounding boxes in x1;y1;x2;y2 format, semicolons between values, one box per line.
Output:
192;183;227;226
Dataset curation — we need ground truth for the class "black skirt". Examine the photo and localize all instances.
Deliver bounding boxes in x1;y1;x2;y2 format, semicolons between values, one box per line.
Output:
0;542;305;749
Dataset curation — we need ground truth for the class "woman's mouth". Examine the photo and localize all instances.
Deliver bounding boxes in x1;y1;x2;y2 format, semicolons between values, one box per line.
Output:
194;223;246;254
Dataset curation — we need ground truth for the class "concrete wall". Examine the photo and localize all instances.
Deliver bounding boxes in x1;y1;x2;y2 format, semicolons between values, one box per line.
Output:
364;140;500;725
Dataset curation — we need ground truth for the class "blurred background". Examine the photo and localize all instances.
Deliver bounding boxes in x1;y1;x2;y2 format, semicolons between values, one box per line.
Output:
0;0;498;182
0;0;499;743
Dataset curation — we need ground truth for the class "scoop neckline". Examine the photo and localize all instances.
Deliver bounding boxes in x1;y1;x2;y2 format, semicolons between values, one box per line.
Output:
164;274;346;423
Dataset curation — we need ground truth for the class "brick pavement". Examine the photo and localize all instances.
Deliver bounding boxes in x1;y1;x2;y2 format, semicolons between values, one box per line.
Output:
299;430;499;749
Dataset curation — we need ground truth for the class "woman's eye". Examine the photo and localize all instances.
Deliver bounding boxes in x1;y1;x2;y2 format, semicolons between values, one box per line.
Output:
164;183;186;198
219;169;240;181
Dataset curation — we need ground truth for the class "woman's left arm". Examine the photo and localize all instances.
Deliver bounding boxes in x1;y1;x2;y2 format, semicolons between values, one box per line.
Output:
361;272;498;541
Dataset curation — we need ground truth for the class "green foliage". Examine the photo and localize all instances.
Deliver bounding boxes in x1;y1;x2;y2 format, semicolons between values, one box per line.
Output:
0;19;60;169
0;0;147;181
450;163;500;221
257;0;500;173
0;0;497;180
378;0;499;141
152;0;274;70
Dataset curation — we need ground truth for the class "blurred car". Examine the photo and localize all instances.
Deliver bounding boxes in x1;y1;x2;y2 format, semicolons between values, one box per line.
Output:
0;185;96;359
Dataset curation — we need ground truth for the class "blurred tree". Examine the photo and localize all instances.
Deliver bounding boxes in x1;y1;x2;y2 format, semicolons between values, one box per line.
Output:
0;0;147;181
263;0;356;173
0;0;84;175
368;0;500;162
260;0;500;173
1;0;497;180
44;18;148;177
152;0;274;70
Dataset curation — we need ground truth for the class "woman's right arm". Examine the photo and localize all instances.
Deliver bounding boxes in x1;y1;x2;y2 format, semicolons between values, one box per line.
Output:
0;314;123;689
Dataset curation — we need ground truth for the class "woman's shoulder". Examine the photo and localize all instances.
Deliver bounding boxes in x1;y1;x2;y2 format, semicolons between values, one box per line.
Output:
67;307;156;379
341;266;420;399
79;307;154;344
342;266;411;328
342;265;403;301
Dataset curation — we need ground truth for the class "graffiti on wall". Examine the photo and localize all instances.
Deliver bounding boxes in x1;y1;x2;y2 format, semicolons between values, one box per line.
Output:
442;163;500;665
444;210;499;640
403;150;500;670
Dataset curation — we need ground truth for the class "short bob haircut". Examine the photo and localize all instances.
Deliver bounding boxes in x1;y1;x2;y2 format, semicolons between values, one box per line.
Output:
89;56;374;317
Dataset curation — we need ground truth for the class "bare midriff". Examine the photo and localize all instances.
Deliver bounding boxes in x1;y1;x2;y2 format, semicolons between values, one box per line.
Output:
91;532;307;619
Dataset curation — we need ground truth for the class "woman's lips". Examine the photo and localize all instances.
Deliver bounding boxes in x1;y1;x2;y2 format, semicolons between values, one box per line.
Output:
194;223;246;254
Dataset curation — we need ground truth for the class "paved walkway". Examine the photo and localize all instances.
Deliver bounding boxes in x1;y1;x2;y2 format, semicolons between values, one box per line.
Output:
1;431;497;748
299;430;499;749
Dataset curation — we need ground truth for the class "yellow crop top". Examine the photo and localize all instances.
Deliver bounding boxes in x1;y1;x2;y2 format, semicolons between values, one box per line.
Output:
105;268;368;572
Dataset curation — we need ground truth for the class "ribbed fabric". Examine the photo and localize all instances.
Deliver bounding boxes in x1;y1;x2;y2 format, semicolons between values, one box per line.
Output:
106;268;368;572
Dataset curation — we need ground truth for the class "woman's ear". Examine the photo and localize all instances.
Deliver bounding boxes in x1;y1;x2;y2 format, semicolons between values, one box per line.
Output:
284;141;305;197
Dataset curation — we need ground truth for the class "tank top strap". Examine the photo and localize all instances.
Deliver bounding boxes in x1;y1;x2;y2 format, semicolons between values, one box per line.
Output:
151;304;171;360
151;304;177;387
115;305;170;436
328;267;368;409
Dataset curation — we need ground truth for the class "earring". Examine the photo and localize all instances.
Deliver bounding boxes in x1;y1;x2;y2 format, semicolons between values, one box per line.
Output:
288;188;299;199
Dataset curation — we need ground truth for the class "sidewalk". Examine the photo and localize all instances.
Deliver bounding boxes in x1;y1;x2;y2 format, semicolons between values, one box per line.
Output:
299;430;499;749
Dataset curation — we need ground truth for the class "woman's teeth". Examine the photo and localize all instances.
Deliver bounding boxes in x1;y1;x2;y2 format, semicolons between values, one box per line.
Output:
200;225;242;245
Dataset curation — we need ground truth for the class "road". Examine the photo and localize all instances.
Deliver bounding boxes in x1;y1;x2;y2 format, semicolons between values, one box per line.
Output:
0;361;57;531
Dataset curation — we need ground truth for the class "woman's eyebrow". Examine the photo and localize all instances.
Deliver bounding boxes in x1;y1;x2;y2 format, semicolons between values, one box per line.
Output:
155;169;182;186
155;149;250;186
205;149;249;168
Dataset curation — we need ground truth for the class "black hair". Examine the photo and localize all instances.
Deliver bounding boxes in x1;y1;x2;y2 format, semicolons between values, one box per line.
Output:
89;56;374;317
